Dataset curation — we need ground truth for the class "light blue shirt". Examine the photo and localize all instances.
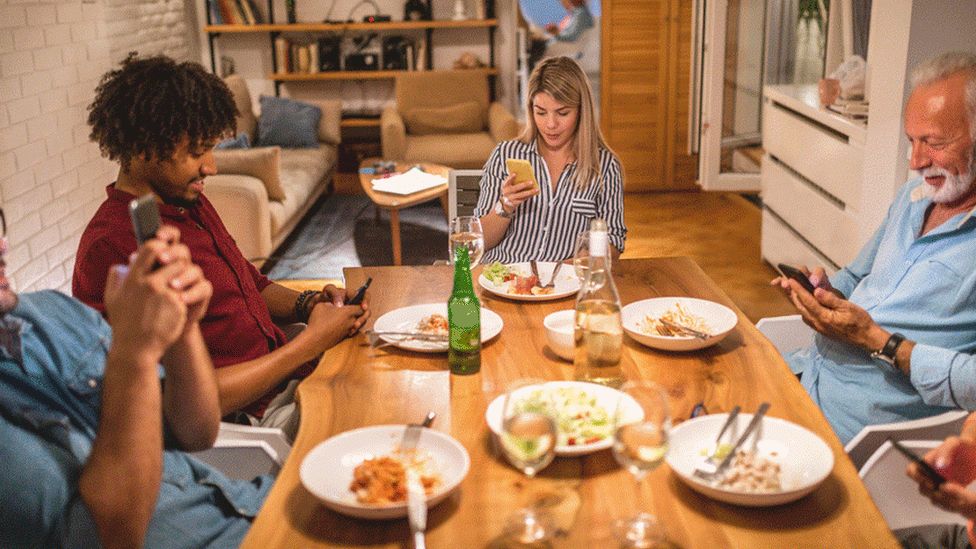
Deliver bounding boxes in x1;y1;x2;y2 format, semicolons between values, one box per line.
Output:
0;291;272;548
550;6;595;43
789;178;976;444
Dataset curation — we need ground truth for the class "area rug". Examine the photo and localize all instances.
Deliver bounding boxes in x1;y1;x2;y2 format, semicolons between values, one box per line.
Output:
264;194;450;281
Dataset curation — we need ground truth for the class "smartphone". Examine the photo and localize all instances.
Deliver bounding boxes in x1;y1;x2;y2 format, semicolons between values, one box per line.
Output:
889;438;945;488
505;158;538;189
776;263;817;294
347;277;372;306
129;194;161;244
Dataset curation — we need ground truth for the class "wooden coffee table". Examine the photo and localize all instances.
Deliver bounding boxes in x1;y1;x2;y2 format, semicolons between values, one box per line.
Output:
358;158;450;265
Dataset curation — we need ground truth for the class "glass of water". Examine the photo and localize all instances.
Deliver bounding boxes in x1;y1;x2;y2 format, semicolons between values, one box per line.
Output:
498;379;558;544
612;381;671;548
572;230;612;282
449;216;485;267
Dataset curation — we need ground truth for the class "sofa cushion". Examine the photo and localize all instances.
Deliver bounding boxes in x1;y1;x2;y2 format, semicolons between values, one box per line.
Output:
213;146;285;201
215;133;250;149
305;99;342;146
404;132;496;169
403;101;483;135
268;144;337;234
224;75;258;143
258;96;322;148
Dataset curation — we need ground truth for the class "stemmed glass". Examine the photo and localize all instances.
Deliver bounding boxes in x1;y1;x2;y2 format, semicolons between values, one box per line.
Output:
612;381;671;548
498;380;559;544
572;230;612;283
449;216;485;267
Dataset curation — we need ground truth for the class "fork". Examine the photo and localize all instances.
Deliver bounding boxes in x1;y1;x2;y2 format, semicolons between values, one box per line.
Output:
542;262;564;289
694;402;770;480
364;330;447;349
529;259;541;282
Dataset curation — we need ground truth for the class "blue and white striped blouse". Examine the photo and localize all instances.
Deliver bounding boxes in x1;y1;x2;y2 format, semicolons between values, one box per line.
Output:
474;139;626;264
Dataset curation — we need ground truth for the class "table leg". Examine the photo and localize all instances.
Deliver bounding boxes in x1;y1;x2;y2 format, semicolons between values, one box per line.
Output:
390;208;402;266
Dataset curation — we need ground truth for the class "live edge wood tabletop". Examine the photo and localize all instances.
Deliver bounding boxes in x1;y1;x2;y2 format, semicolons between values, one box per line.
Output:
242;258;898;548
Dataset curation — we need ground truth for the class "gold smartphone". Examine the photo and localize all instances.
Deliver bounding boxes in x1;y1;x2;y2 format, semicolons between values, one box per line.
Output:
505;158;538;189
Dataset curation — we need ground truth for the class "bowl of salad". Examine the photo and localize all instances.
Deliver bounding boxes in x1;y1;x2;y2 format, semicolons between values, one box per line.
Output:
484;381;644;456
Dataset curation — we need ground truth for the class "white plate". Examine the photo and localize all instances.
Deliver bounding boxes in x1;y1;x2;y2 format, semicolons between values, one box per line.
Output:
666;413;834;507
478;261;580;301
372;303;503;352
299;425;471;520
621;297;738;351
484;380;644;457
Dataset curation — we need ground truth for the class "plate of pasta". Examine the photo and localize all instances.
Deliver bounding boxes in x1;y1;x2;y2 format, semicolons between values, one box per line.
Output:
621;297;738;351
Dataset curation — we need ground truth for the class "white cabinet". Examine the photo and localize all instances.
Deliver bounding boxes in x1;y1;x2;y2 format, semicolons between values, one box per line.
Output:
760;84;866;272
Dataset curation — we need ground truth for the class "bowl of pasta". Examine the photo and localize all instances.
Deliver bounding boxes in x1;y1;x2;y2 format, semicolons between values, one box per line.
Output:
621;297;738;351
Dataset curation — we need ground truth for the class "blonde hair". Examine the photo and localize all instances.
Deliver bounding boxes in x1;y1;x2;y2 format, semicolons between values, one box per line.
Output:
520;56;615;189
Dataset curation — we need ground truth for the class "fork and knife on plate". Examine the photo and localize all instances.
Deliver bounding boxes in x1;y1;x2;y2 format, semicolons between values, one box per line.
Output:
529;259;562;290
693;402;771;481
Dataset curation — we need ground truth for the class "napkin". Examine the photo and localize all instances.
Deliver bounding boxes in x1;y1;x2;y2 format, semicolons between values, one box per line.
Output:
371;167;447;195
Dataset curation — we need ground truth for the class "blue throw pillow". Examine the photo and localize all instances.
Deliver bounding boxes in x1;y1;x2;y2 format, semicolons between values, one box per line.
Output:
257;96;322;149
214;133;250;149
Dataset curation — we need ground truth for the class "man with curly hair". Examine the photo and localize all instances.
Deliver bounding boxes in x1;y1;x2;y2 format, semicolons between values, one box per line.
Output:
73;55;369;439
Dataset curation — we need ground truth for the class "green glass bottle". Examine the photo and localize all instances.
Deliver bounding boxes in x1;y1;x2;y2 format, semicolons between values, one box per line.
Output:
449;245;481;374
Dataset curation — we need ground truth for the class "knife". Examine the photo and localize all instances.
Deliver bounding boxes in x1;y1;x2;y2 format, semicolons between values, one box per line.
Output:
403;412;436;549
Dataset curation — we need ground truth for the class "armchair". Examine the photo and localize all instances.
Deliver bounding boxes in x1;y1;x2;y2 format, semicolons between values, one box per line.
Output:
381;70;519;169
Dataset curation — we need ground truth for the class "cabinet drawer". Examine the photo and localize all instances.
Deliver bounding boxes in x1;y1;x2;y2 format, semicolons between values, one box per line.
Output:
762;157;859;267
763;101;863;208
761;210;838;274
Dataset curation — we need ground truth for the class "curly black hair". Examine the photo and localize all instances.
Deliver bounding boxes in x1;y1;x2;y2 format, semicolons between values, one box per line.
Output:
87;53;238;169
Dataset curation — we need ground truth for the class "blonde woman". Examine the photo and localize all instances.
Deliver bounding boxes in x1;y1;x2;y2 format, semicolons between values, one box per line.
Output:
475;56;625;264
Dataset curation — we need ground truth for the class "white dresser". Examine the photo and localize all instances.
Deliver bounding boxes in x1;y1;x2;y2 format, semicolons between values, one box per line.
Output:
760;84;867;273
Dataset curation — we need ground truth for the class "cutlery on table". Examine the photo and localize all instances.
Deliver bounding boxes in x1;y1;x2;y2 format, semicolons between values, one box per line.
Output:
365;330;448;347
659;318;710;340
542;262;564;289
530;259;541;282
694;402;770;480
402;412;436;549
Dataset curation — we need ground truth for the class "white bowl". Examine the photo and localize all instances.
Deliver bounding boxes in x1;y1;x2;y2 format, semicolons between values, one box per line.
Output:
666;413;834;506
621;297;738;351
543;310;575;361
299;425;470;520
484;381;643;456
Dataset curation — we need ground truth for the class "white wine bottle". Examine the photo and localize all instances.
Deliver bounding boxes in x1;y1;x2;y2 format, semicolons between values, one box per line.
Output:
573;218;624;387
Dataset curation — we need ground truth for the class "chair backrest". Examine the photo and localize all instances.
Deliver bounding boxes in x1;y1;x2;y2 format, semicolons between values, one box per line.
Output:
449;169;484;220
860;440;968;530
192;440;282;480
755;314;815;359
395;70;489;124
216;421;292;463
845;410;969;470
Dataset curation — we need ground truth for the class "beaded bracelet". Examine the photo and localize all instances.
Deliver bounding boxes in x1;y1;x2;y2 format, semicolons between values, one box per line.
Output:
294;289;320;323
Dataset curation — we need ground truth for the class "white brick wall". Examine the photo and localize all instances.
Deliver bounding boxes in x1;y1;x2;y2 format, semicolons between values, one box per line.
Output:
0;0;194;293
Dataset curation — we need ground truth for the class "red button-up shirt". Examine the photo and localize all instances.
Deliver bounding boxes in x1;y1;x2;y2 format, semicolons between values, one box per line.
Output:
73;184;290;417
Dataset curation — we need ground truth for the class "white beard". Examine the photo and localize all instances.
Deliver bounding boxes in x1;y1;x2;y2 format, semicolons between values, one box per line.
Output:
922;154;976;204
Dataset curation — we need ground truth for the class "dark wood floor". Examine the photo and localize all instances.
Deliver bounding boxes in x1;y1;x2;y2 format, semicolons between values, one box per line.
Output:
296;177;796;323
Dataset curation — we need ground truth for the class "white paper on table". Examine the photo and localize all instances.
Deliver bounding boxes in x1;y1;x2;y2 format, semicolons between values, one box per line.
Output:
371;167;447;195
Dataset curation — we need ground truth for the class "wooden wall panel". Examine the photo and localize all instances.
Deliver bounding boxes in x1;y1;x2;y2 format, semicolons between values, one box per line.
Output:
602;0;698;191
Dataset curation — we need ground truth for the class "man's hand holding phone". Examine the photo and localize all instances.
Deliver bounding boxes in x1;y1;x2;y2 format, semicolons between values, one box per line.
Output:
906;435;976;521
310;280;372;336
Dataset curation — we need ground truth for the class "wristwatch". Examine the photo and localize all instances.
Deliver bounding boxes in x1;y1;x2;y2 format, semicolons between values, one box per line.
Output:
494;197;514;219
871;332;906;366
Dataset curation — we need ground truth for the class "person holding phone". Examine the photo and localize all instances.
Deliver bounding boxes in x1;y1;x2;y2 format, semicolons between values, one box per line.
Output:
475;56;626;265
72;55;369;440
896;412;976;548
770;52;976;445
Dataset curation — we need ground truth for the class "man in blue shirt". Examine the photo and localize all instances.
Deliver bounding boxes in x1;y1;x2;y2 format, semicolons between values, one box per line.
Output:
0;217;271;547
777;52;976;444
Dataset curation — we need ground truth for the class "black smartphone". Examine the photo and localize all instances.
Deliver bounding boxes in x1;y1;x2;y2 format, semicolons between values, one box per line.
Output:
129;194;161;244
889;438;945;488
776;263;817;294
347;277;372;306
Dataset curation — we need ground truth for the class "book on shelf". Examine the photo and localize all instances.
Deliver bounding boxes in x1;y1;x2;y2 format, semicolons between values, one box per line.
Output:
207;0;223;24
274;37;289;73
210;0;262;25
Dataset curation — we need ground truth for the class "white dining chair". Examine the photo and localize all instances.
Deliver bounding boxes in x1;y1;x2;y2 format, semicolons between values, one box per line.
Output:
859;439;968;531
756;314;814;375
845;411;969;471
448;169;483;221
191;422;291;480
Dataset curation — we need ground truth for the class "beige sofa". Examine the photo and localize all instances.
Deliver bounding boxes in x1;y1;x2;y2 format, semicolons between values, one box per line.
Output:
381;70;519;169
206;75;341;265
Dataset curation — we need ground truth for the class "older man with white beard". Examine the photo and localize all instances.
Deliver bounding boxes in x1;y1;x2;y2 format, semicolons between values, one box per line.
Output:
774;52;976;444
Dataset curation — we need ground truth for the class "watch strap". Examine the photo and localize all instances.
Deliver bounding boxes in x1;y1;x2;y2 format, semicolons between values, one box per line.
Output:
871;332;905;365
494;198;514;219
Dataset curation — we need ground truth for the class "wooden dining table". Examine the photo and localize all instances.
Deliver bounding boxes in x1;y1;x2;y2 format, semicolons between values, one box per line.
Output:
242;258;898;548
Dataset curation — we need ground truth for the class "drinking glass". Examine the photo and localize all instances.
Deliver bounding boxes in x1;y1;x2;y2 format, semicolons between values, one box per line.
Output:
572;230;612;282
449;216;485;267
498;379;558;544
612;381;671;548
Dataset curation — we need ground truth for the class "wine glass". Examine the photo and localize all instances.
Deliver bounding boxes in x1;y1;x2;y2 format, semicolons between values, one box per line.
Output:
572;230;612;282
612;381;671;548
449;216;485;267
498;380;558;544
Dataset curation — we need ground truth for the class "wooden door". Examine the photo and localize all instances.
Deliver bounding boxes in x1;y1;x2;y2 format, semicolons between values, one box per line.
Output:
601;0;698;191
